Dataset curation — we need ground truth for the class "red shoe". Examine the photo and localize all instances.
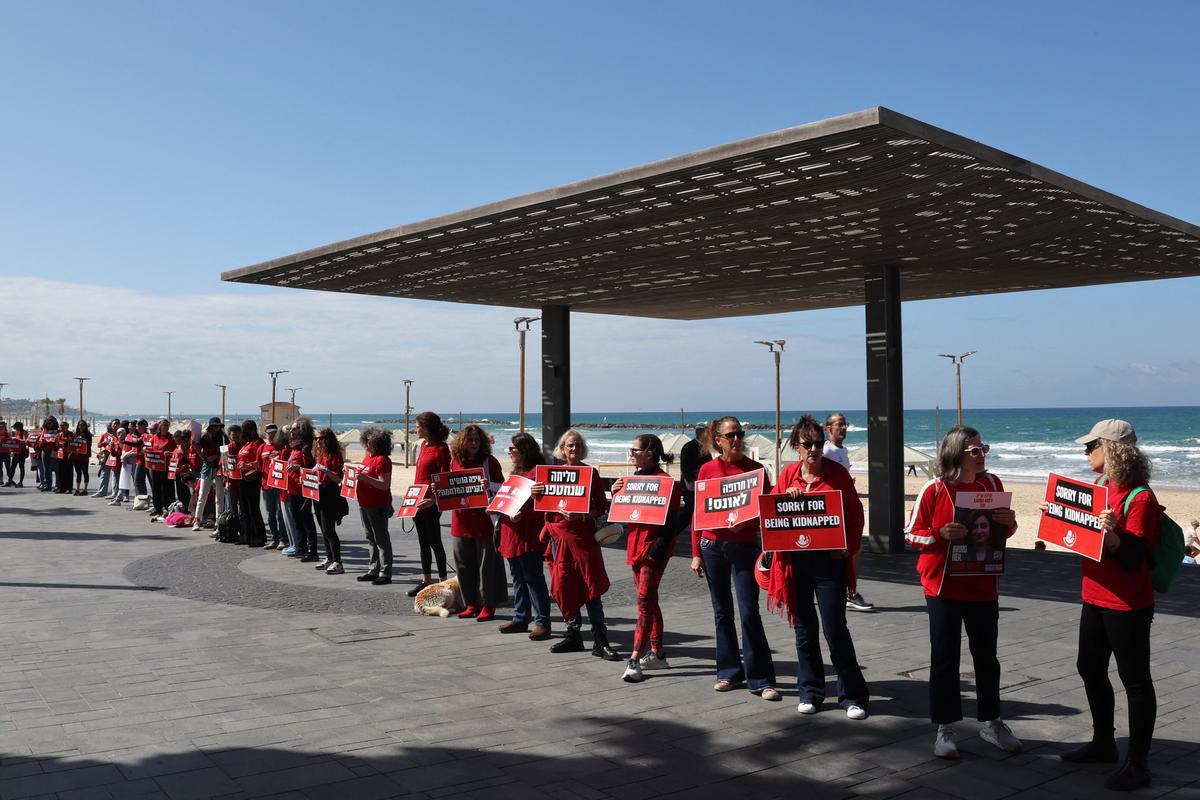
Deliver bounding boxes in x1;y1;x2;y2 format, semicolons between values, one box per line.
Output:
475;606;496;622
457;605;479;619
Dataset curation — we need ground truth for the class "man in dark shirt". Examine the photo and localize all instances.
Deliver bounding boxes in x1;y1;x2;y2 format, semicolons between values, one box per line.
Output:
679;425;711;532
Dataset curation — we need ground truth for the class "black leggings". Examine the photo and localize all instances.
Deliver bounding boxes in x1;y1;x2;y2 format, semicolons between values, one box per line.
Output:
238;481;266;546
73;460;87;488
57;458;73;491
1078;602;1156;764
8;456;25;484
315;485;342;563
414;506;447;578
150;470;176;514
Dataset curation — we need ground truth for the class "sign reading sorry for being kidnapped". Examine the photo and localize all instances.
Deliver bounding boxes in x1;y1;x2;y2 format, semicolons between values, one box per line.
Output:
693;469;765;531
608;475;675;526
533;465;594;514
431;468;489;511
757;490;846;552
1037;472;1108;561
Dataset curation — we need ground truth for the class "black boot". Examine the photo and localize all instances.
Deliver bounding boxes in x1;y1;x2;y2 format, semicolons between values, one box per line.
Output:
1061;738;1119;764
549;629;585;653
1104;758;1151;791
591;631;622;661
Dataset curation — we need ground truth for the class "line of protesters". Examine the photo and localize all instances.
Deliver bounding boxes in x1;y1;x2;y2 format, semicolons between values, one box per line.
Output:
0;411;1162;791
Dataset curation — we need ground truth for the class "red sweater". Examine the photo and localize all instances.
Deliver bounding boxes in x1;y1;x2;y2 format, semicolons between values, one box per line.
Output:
415;441;451;485
450;455;504;538
1083;480;1160;611
775;459;864;556
904;473;1008;601
356;453;392;509
691;456;773;557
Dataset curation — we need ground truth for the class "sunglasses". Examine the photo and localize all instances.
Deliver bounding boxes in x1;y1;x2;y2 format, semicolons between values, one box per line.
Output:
796;439;823;451
963;444;990;457
1084;440;1102;454
629;447;650;455
718;430;745;440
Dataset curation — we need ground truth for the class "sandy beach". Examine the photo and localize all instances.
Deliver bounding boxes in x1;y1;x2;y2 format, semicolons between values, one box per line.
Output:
363;450;1199;552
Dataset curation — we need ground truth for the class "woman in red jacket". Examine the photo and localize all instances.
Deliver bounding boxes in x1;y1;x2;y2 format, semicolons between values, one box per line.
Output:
1055;420;1159;791
691;416;780;701
146;418;177;520
766;415;868;718
613;434;681;683
496;432;550;638
532;430;620;661
235;420;267;548
449;424;507;622
904;425;1021;759
406;412;451;596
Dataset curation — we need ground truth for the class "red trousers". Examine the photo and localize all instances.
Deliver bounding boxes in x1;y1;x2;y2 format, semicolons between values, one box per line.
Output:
632;561;667;655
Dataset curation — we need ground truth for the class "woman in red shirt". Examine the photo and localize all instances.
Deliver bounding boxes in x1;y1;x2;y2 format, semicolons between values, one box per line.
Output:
146;418;177;519
532;430;620;661
1055;420;1159;791
613;434;682;683
691;416;780;701
355;427;394;585
496;432;549;638
765;416;868;718
312;427;346;574
69;420;93;496
284;418;319;561
904;426;1021;759
407;412;451;596
5;422;28;487
236;420;267;548
449;424;507;622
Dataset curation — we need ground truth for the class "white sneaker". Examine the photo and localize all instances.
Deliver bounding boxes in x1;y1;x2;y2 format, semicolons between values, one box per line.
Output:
622;659;644;683
314;560;329;570
980;719;1022;752
639;652;670;671
934;726;958;759
797;701;819;715
108;499;122;506
325;562;344;575
844;703;868;720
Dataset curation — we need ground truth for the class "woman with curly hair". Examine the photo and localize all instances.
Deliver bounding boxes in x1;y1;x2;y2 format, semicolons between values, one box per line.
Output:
1055;420;1160;791
355;427;394;585
449;424;507;621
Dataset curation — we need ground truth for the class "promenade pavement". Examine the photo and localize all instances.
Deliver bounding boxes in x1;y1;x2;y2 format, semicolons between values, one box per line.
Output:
1;485;1198;799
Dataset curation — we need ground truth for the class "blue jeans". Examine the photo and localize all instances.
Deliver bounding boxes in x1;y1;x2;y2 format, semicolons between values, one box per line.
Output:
700;537;776;693
96;463;112;495
509;551;551;627
789;553;869;707
263;488;283;543
135;464;149;496
565;598;606;635
41;451;57;489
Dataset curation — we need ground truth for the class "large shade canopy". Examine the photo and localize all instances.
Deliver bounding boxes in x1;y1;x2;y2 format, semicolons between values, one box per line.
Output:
224;107;1200;318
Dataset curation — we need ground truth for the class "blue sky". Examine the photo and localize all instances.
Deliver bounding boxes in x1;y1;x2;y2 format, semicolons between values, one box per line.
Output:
2;1;1198;416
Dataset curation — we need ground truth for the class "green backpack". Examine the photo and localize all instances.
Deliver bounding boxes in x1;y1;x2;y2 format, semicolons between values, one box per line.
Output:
1121;486;1185;593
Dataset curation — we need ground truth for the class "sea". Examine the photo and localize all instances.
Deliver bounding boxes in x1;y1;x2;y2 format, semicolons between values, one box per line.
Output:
237;406;1200;489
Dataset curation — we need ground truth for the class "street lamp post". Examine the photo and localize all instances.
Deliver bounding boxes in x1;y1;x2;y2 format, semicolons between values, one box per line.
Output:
754;339;786;478
937;351;977;426
0;383;7;420
286;387;301;407
514;316;540;432
72;377;90;424
403;379;413;468
215;384;227;423
268;370;289;425
163;391;174;421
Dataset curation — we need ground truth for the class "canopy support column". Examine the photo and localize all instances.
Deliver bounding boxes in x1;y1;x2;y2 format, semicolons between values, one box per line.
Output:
540;305;571;462
865;264;906;553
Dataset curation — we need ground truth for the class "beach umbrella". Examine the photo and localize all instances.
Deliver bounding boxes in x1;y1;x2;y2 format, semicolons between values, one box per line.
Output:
847;444;936;477
658;433;690;457
743;434;775;462
336;428;360;445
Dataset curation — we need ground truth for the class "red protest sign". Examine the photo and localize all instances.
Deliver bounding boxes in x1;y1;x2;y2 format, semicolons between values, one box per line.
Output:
27;432;41;448
144;449;168;472
608;475;675;526
70;437;89;456
396;484;429;518
693;469;766;531
340;465;360;500
1037;472;1108;562
533;465;594;514
266;458;289;491
300;468;321;501
167;452;180;479
487;474;534;518
1;439;21;454
431;468;489;512
758;491;846;552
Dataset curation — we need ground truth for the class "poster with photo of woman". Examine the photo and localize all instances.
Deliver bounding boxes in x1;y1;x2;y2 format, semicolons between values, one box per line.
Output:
950;490;1012;576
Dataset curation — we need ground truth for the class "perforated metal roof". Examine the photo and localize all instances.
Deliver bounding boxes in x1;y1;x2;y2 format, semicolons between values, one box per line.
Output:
222;107;1200;320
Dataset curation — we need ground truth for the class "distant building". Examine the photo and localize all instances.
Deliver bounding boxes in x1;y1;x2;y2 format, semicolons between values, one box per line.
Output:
260;401;300;429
